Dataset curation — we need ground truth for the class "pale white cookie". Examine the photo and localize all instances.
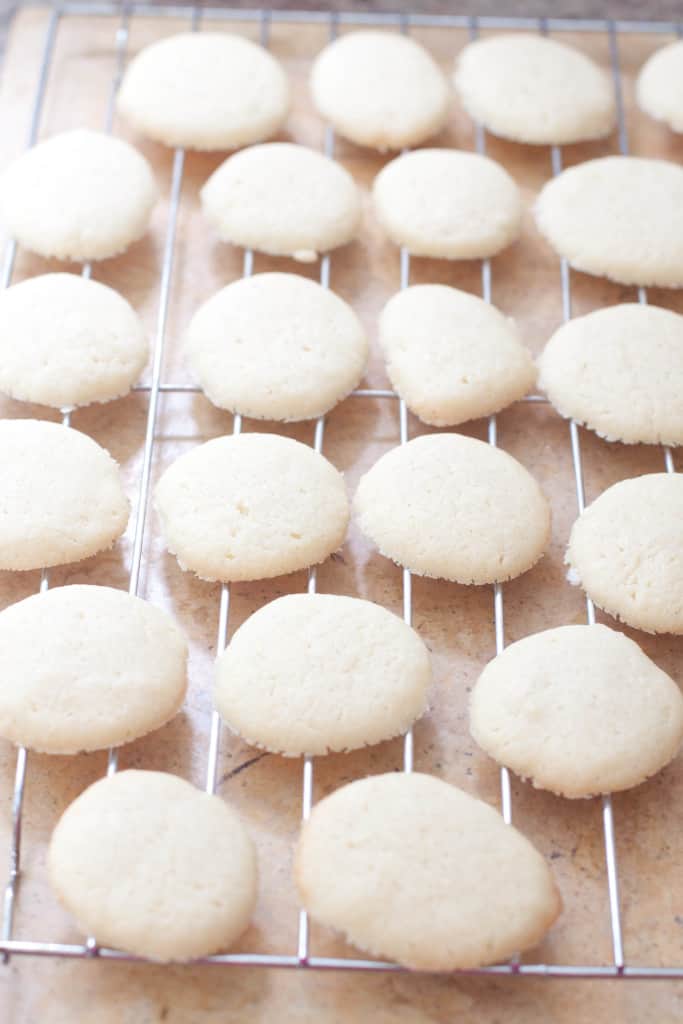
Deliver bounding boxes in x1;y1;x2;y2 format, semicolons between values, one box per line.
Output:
295;772;561;970
454;34;615;145
637;41;683;133
379;285;535;426
0;274;148;409
539;303;683;446
0;419;129;571
535;156;683;288
310;31;450;150
354;433;550;584
186;273;368;421
0;130;158;261
154;432;348;582
215;593;430;756
567;473;683;634
373;148;522;259
470;624;683;798
0;585;187;754
48;770;257;961
117;32;290;150
200;143;361;261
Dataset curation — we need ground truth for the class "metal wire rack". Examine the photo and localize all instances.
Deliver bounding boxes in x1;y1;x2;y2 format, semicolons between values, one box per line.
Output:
0;1;682;982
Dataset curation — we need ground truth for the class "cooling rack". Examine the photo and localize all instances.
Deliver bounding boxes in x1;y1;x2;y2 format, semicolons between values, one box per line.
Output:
0;1;682;983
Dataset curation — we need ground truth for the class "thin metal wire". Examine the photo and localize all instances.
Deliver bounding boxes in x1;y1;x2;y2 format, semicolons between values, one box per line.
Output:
607;23;676;476
52;4;683;34
204;8;266;801
544;19;625;975
468;17;511;826
296;8;339;967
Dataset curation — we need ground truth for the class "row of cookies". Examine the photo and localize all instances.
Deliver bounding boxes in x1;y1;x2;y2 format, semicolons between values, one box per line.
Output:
109;28;683;151
4;124;683;292
4;271;683;450
26;592;683;966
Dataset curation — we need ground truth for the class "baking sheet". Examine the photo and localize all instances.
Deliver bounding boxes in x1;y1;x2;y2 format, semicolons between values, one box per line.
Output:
0;7;682;1021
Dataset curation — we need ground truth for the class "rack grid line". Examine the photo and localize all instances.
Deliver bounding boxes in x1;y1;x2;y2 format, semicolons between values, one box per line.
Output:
0;3;681;980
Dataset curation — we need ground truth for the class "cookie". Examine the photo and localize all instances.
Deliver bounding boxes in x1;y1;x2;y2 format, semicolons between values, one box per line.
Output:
200;143;361;262
117;32;290;150
48;770;257;961
154;432;349;582
354;433;550;584
0;130;158;261
470;624;683;798
566;473;683;634
310;31;449;150
535;156;683;288
215;593;430;756
539;303;683;446
186;273;368;421
379;284;535;427
373;148;522;259
454;34;615;145
637;40;683;133
0;419;128;571
0;274;148;409
295;772;561;970
0;585;187;754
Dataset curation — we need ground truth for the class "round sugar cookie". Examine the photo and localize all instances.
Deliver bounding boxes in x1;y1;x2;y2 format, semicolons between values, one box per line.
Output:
353;433;550;584
566;474;683;634
379;285;535;427
186;273;368;421
0;130;158;261
117;32;290;150
539;303;683;446
373;148;522;259
0;585;187;754
310;31;450;150
295;772;561;970
0;274;148;409
637;41;683;133
454;34;615;145
535;156;683;288
0;419;129;571
470;624;683;798
200;143;361;262
154;432;349;582
215;593;431;756
48;770;257;961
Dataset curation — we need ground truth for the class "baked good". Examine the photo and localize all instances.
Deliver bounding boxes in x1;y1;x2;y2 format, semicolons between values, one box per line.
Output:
186;273;367;421
48;770;257;961
0;585;187;754
154;432;349;582
379;284;535;426
372;148;522;259
0;418;128;570
636;40;683;133
566;473;683;633
310;30;449;150
454;33;615;144
200;143;361;261
0;273;148;408
117;32;290;150
354;432;550;583
215;593;431;755
295;771;561;969
538;303;683;446
535;156;683;288
0;130;158;261
470;623;683;797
